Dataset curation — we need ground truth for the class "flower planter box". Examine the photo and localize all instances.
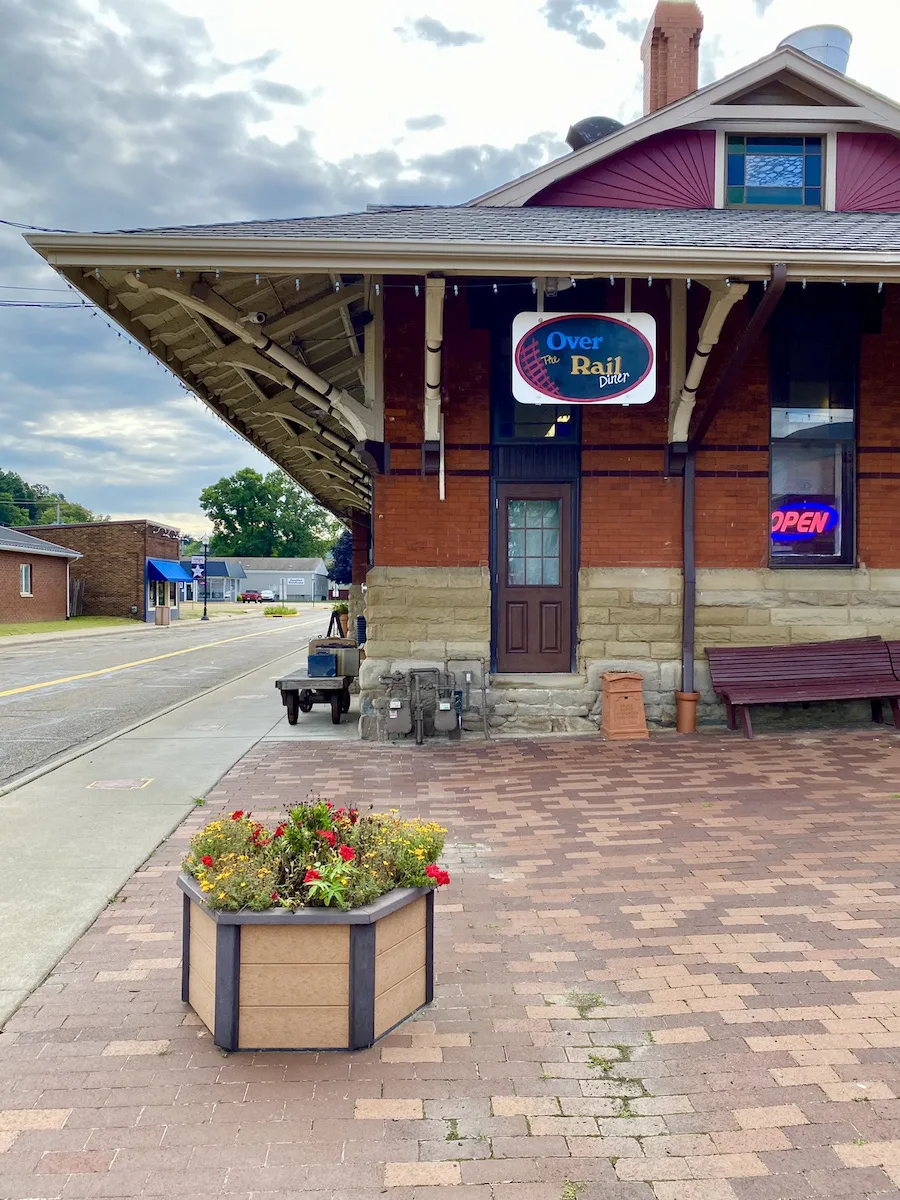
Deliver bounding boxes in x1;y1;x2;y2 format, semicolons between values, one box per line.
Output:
178;873;434;1051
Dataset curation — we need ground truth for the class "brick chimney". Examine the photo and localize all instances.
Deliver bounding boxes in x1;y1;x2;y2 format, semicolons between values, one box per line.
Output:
641;1;704;115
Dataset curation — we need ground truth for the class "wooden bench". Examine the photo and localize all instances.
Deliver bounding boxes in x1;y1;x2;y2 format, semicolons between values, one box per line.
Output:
706;638;900;738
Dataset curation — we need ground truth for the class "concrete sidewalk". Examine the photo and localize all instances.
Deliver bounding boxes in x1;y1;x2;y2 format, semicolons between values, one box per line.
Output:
0;643;354;1026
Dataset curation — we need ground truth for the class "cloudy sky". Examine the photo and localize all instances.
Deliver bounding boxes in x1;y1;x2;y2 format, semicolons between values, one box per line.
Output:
0;0;892;534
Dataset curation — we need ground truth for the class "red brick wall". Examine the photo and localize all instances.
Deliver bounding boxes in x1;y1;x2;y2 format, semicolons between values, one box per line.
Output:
19;521;178;616
376;283;490;567
858;289;900;568
0;551;68;622
376;282;900;574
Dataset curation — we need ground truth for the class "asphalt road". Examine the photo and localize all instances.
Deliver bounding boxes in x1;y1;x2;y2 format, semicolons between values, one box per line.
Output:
0;610;329;785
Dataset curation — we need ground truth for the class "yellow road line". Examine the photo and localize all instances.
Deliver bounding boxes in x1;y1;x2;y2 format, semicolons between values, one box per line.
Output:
0;625;307;698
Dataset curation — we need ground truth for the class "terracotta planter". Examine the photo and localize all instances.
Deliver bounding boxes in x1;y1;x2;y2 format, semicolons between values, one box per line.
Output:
338;613;349;637
675;690;701;734
179;874;433;1051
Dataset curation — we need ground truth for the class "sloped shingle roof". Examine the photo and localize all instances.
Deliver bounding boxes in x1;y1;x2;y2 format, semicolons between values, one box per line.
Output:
111;206;900;253
0;527;81;558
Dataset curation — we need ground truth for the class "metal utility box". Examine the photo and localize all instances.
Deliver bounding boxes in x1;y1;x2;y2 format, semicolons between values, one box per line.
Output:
307;651;337;678
600;672;649;741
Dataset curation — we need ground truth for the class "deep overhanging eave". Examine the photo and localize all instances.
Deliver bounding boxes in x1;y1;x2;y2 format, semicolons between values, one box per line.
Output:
26;232;900;281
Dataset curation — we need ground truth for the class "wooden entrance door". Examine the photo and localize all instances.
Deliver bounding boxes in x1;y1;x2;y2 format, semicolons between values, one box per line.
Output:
496;483;572;672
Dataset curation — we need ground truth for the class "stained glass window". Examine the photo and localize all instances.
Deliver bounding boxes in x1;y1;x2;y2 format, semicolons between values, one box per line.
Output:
726;136;822;208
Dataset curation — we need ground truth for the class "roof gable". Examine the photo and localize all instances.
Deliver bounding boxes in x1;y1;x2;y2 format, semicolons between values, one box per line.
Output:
472;46;900;208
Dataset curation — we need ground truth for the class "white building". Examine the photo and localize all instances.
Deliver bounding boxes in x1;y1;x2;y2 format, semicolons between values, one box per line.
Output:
222;557;330;601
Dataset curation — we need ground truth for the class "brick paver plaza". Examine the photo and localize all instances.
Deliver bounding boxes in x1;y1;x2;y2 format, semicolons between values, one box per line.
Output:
4;730;900;1198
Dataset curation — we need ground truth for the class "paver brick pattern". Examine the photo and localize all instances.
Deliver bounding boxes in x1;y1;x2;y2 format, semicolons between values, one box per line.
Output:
2;729;900;1198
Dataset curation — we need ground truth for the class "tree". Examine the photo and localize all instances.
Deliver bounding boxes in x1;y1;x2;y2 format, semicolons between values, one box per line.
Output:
0;470;106;525
329;528;353;585
199;468;340;557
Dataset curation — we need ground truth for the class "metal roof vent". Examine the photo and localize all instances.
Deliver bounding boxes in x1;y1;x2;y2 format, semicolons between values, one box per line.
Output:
778;25;852;74
566;116;624;152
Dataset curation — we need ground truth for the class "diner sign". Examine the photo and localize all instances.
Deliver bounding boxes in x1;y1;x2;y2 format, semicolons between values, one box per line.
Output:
512;312;657;405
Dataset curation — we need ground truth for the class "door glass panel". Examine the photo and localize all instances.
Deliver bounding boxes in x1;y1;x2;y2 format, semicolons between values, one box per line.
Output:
508;501;525;528
508;558;525;585
506;498;561;586
525;529;542;556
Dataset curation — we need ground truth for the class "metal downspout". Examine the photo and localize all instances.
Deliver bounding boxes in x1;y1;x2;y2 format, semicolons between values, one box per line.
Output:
681;451;696;694
679;264;788;704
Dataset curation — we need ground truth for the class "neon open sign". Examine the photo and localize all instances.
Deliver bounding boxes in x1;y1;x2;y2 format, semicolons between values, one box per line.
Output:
771;503;839;541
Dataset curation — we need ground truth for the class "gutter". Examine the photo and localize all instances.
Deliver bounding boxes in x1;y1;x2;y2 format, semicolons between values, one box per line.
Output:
25;233;900;281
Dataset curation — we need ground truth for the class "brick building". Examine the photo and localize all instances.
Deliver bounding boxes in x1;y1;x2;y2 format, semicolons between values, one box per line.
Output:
0;527;81;623
26;4;900;733
20;520;190;622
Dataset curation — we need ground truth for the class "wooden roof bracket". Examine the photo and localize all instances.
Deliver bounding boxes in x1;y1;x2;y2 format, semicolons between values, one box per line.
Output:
668;279;749;447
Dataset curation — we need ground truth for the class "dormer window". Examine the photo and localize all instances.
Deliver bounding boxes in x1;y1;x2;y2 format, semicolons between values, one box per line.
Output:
726;135;823;208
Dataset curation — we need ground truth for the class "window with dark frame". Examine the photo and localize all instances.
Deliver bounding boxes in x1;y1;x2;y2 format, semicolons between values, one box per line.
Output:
769;300;858;568
727;135;823;208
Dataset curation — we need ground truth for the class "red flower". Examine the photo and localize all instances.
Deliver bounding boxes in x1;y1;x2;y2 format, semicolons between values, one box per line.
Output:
335;808;346;818
231;810;244;821
349;809;359;825
274;824;286;838
317;829;336;847
325;802;334;809
425;864;440;879
304;869;321;884
338;844;355;862
436;870;450;887
200;855;213;868
425;865;450;887
271;890;279;902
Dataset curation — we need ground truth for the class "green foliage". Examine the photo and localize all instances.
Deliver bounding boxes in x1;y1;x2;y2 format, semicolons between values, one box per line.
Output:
184;799;449;913
333;601;349;614
565;991;606;1017
199;467;341;557
0;469;106;526
329;528;353;585
264;605;297;616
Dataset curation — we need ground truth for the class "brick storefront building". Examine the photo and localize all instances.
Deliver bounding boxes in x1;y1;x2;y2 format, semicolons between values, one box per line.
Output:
0;527;80;623
27;3;900;733
20;520;187;621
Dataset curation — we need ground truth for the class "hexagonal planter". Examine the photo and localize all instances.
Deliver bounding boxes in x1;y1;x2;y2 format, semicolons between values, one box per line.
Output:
178;874;434;1051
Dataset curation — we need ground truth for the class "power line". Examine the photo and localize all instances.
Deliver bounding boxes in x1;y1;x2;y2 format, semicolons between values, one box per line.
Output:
0;216;78;233
0;284;71;293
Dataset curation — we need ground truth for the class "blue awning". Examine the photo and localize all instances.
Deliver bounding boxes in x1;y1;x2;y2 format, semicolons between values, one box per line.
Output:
147;558;193;583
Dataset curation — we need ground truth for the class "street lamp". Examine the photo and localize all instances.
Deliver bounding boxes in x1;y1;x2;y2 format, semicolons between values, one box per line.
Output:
201;535;209;621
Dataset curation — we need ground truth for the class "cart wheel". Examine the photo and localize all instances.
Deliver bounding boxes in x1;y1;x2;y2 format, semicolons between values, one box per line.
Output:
341;686;351;714
330;691;343;724
298;693;313;713
286;693;300;725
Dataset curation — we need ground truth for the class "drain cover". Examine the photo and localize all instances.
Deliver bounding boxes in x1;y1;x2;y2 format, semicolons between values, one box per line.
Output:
88;778;153;790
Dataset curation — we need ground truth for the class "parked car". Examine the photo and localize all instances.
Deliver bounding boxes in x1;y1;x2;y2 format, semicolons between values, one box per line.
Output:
260;590;276;601
241;590;263;603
